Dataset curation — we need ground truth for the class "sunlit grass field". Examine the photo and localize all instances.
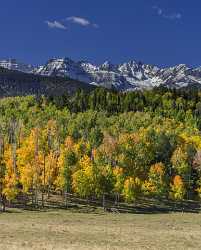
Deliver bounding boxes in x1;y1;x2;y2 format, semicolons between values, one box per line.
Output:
1;208;201;250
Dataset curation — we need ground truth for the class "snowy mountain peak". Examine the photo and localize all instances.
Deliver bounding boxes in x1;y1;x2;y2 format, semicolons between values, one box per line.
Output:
99;61;116;71
1;57;201;91
171;64;190;72
0;59;34;73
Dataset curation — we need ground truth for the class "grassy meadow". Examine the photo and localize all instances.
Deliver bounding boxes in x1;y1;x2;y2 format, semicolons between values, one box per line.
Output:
0;208;201;250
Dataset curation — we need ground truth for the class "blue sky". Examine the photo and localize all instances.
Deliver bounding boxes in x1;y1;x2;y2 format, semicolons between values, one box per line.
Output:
0;0;200;67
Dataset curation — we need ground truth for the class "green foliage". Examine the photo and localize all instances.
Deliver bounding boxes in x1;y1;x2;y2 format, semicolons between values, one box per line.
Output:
0;87;201;204
123;177;142;202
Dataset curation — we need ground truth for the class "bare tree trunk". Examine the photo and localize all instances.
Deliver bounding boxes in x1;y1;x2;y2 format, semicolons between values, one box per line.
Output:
115;193;120;207
34;128;39;209
12;143;17;174
34;188;38;208
103;193;106;211
2;201;5;212
42;154;46;208
64;191;69;208
41;192;44;208
31;184;34;207
47;186;50;199
0;195;6;212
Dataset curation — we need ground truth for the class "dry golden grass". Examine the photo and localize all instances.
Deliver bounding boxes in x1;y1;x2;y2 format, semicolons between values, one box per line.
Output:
0;208;201;249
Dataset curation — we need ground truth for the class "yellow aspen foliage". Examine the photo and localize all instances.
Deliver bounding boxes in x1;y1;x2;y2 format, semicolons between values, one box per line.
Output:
72;155;94;197
40;120;58;154
64;136;74;150
46;119;57;133
54;149;66;190
55;156;64;190
72;169;92;198
91;147;110;166
55;146;76;192
150;163;165;176
119;133;140;145
123;177;142;202
43;151;58;191
180;133;201;150
17;129;43;193
79;155;92;170
143;163;167;197
118;131;154;178
170;175;186;200
113;167;124;194
0;157;5;196
3;146;19;201
143;180;155;194
171;147;190;176
74;140;91;158
72;156;114;198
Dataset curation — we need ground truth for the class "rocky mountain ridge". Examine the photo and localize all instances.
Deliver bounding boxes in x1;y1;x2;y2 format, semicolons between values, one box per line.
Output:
1;58;201;91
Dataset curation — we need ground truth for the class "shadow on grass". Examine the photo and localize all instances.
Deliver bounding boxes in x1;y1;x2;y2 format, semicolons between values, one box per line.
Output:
5;198;201;215
0;209;22;214
113;198;201;214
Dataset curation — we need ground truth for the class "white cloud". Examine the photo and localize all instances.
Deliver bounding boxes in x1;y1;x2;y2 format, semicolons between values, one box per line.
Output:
66;16;98;28
45;16;99;31
163;13;182;20
153;6;182;21
67;16;90;26
45;20;67;30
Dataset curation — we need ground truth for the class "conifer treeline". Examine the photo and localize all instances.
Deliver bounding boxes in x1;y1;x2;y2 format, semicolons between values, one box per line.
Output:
48;87;201;121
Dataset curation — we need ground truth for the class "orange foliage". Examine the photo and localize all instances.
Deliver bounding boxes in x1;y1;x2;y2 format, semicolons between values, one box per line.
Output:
173;175;183;187
150;163;165;175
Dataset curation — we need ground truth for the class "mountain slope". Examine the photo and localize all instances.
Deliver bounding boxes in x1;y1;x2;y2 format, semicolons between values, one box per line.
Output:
1;57;201;91
0;67;94;97
0;59;34;73
33;58;201;91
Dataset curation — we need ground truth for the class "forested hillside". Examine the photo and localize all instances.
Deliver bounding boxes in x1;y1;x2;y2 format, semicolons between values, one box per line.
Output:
0;87;201;210
0;67;94;97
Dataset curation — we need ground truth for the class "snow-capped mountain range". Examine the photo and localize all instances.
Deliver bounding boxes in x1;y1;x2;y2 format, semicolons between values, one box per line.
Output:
1;58;201;91
0;59;34;74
